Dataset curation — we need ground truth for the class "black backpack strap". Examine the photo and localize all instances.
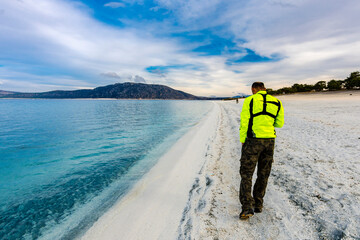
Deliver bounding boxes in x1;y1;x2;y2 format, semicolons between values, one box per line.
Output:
247;98;254;138
262;94;267;113
275;99;281;118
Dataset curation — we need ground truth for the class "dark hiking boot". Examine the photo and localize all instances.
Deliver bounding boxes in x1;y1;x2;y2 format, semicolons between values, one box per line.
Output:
239;209;254;219
254;207;262;213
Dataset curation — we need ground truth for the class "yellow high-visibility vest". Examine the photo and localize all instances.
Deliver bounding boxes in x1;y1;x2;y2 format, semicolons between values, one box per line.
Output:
240;90;284;143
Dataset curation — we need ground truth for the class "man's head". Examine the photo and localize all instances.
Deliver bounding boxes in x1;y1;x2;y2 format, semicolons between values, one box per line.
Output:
251;82;266;94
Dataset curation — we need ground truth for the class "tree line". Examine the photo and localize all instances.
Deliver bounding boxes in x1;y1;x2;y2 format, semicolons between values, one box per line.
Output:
267;71;360;95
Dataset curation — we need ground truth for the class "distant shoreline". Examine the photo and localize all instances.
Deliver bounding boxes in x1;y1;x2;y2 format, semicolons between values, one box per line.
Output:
1;89;358;100
0;98;210;100
274;90;360;97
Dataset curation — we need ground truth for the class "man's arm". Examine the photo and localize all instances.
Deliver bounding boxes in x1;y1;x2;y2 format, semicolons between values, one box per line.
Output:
274;100;284;128
239;97;251;143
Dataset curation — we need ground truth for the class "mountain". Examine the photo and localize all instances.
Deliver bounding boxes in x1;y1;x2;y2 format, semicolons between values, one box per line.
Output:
232;93;250;98
0;82;206;100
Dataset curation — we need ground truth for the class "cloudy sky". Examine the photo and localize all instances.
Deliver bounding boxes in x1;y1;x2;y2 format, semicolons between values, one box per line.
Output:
0;0;359;96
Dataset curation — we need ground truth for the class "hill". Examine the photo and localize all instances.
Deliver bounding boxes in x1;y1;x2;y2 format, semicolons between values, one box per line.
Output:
0;82;205;100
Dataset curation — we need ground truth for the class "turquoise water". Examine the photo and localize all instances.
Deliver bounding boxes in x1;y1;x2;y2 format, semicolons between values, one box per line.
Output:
0;99;213;240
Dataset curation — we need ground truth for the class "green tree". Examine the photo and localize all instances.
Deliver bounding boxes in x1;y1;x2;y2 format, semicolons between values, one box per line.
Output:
267;88;274;94
291;83;304;92
314;81;326;91
327;80;342;90
344;71;360;89
291;83;314;92
303;84;315;92
278;87;296;94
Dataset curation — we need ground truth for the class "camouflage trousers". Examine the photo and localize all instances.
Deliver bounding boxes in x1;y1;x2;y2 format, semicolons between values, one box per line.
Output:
240;138;275;210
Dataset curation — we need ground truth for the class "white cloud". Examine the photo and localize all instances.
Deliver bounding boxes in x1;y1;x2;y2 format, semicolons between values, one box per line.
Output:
0;67;95;92
224;0;360;78
0;0;188;90
132;75;146;83
104;2;125;8
1;0;360;96
99;73;146;84
0;77;92;92
100;72;122;79
150;0;360;94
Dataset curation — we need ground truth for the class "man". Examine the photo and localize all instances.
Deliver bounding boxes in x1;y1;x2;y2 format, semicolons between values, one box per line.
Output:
239;82;284;219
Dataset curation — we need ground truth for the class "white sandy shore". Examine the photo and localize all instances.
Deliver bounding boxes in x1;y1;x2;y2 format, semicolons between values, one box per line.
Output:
81;91;360;240
80;102;220;240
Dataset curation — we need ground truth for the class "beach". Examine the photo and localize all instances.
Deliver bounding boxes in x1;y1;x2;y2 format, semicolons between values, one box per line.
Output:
3;1;359;239
80;91;360;240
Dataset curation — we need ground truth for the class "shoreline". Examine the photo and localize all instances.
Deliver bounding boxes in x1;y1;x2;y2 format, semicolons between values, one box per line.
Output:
274;89;359;97
79;102;219;240
0;98;207;100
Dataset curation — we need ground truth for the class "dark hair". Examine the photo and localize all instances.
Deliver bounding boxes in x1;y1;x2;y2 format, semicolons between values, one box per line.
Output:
251;82;265;89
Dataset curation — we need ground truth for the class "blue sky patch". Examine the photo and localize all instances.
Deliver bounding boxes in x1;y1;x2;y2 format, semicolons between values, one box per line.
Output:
193;36;238;56
171;27;246;56
77;0;171;28
226;49;282;65
146;64;199;76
